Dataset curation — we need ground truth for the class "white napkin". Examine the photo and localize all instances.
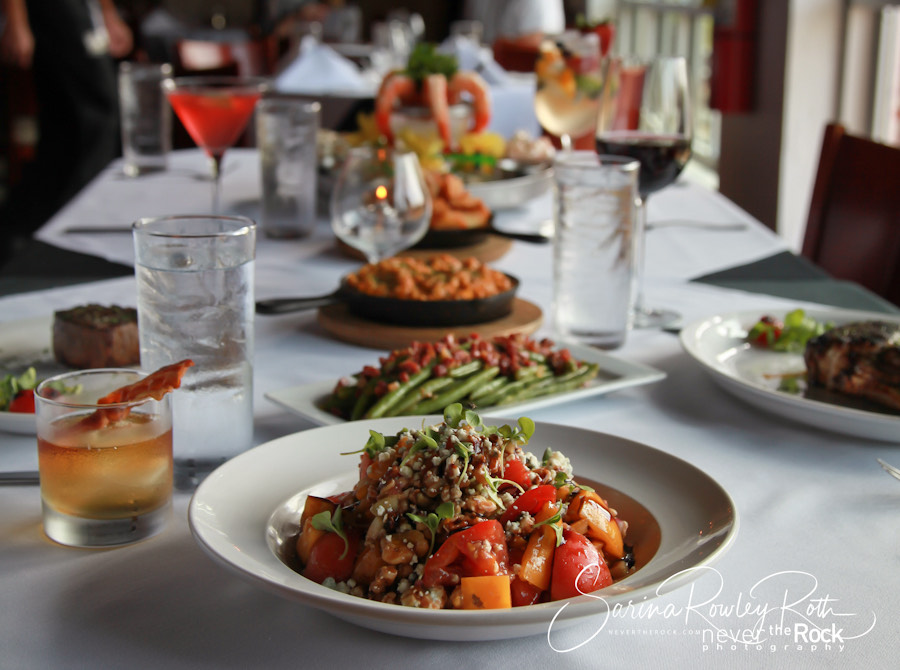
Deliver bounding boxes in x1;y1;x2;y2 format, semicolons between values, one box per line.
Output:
438;35;511;87
275;41;373;95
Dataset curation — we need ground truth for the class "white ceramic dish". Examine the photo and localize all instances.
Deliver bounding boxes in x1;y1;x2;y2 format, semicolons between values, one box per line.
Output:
265;343;665;426
189;417;738;640
462;160;552;210
0;316;57;434
680;308;900;443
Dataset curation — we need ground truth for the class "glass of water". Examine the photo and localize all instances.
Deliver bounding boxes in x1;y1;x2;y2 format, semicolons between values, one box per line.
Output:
552;152;639;350
132;215;256;488
330;146;432;263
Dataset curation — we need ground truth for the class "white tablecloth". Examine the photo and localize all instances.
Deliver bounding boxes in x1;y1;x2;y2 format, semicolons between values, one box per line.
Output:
3;151;895;669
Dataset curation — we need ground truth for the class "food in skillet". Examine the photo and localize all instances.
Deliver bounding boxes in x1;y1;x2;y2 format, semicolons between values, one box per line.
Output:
321;333;599;420
804;321;900;411
291;404;632;608
344;254;512;301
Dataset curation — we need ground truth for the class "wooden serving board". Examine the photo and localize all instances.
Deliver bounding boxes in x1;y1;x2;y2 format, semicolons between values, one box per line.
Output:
317;298;543;350
336;235;513;264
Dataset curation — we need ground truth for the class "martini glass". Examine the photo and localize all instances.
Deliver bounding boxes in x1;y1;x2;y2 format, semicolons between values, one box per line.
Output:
163;76;268;212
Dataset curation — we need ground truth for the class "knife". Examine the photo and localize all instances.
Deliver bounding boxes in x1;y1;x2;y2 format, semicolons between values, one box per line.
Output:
0;471;40;485
61;226;133;234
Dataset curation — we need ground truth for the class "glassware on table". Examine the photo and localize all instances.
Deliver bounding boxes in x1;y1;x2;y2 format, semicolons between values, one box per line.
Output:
257;97;321;239
133;214;256;489
552;152;640;349
35;368;173;547
162;76;268;213
595;56;693;328
118;61;173;177
534;31;605;150
330;146;432;264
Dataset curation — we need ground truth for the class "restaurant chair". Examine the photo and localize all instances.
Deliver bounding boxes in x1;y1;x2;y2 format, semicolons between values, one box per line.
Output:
801;122;900;306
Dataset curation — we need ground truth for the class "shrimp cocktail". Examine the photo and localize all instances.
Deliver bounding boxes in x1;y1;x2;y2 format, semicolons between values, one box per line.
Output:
35;361;192;548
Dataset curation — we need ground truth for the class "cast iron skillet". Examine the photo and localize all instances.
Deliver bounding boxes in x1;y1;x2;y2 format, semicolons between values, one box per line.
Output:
256;274;520;327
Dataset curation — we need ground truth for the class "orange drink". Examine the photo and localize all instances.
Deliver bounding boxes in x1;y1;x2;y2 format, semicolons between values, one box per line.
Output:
35;369;174;547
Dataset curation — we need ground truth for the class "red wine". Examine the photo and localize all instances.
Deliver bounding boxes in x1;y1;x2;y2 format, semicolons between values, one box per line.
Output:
596;132;692;198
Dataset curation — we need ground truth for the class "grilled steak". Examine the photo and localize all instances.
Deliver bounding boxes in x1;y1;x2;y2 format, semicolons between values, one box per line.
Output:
804;321;900;411
53;304;140;369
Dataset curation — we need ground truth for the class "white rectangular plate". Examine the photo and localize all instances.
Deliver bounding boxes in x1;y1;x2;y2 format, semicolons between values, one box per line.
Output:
265;343;665;426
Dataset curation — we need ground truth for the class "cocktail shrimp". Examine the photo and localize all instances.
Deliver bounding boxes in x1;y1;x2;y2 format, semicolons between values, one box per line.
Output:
374;70;492;150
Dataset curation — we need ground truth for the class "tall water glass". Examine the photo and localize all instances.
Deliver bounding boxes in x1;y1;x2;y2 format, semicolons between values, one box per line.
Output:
552;152;640;349
257;97;320;239
133;215;256;488
118;61;173;176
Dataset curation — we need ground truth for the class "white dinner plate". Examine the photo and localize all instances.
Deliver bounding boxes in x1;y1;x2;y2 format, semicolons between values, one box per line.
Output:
680;308;900;443
0;316;58;434
189;416;738;640
265;343;665;426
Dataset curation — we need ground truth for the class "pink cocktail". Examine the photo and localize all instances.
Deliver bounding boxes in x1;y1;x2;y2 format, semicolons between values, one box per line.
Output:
163;76;268;212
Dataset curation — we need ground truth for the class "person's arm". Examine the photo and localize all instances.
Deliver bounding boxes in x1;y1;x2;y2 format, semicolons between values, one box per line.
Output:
0;0;34;68
97;0;133;58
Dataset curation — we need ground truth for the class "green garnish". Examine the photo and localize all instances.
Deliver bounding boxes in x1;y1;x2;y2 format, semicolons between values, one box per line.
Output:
405;43;457;83
407;501;455;554
310;507;350;559
0;367;37;411
535;510;565;546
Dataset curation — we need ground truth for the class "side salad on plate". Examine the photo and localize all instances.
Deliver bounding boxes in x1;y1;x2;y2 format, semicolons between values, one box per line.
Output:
288;404;633;609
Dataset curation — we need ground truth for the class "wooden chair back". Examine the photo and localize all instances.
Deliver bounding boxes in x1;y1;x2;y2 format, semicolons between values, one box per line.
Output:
802;123;900;306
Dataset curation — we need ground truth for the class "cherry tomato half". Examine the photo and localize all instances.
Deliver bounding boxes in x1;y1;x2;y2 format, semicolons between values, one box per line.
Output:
303;530;360;584
422;520;509;588
499;485;557;525
8;389;35;414
550;529;612;601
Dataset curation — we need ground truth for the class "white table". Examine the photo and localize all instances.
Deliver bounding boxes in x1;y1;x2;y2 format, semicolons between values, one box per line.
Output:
2;150;895;669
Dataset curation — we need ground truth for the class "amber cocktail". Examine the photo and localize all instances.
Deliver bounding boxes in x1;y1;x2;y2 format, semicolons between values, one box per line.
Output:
35;369;173;547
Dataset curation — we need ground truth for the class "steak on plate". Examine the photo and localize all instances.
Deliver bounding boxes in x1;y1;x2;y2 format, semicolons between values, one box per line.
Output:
53;304;140;369
803;321;900;411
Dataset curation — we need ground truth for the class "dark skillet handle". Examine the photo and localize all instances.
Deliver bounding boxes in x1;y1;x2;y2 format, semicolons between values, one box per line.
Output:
488;223;551;244
490;228;551;244
255;290;342;315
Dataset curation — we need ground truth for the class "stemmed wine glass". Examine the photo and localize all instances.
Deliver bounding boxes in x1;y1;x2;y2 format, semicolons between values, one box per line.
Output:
534;31;605;151
163;76;268;213
330;146;432;264
595;56;692;328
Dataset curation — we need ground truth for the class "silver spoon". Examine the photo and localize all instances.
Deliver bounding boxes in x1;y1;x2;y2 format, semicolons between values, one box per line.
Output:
0;471;40;486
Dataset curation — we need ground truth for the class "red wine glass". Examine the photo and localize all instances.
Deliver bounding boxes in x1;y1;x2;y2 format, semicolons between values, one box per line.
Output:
595;56;692;328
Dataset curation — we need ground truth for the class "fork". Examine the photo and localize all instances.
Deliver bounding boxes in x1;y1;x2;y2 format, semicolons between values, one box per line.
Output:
876;459;900;481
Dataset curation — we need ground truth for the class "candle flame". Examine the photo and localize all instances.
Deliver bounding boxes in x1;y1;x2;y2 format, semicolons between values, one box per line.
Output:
375;185;388;200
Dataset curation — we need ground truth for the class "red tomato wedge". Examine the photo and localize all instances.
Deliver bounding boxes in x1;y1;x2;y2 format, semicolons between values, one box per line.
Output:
8;389;35;413
422;520;509;587
499;485;557;525
303;531;360;584
550;529;612;601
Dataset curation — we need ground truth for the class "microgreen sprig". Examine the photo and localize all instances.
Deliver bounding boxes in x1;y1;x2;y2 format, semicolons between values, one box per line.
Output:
310;507;350;559
407;501;455;554
535;510;564;546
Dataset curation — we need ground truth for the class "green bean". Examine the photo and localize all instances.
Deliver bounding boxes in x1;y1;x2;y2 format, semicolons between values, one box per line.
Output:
388;376;456;417
350;378;378;420
364;364;435;419
467;376;510;401
495;364;599;405
405;366;500;415
449;360;483;378
474;376;535;407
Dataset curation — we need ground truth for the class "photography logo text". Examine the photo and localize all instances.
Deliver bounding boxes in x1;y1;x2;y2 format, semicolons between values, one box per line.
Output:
547;567;876;654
